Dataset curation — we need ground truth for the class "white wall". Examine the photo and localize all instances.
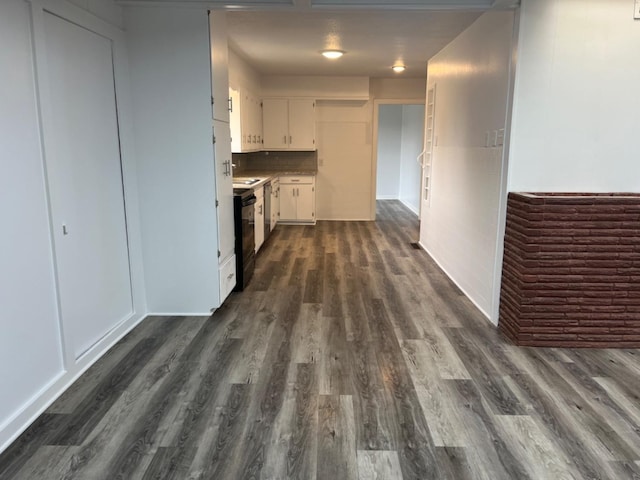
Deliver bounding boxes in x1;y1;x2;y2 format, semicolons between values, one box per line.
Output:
399;104;425;214
126;7;221;314
0;0;147;454
0;0;65;442
229;47;262;94
370;77;427;100
66;0;124;28
420;11;515;322
508;0;640;192
376;105;403;199
262;75;370;99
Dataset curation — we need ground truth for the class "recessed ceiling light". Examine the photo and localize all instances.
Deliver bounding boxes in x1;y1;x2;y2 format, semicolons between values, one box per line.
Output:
392;65;406;73
322;50;345;59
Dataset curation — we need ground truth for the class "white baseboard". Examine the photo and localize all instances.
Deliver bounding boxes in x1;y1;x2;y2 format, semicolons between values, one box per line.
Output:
417;241;495;325
399;200;419;216
0;312;147;454
376;195;398;200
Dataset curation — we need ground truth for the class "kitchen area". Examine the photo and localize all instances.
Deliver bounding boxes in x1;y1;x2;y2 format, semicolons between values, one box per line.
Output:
227;42;321;290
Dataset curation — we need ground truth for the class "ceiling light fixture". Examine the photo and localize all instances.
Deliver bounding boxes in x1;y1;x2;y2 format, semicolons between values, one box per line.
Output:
392;65;406;73
321;50;345;59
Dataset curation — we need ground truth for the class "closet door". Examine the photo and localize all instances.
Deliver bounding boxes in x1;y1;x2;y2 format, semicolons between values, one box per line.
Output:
43;12;133;359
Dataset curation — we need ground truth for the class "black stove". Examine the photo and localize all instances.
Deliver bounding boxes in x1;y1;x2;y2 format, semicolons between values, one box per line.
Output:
233;188;256;291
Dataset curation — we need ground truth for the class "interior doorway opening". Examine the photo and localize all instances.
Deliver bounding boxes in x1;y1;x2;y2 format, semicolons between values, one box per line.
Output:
374;102;425;217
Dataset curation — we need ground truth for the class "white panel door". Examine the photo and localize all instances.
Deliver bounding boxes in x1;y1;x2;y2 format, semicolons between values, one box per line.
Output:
213;120;234;264
43;12;132;359
288;99;315;150
262;98;288;149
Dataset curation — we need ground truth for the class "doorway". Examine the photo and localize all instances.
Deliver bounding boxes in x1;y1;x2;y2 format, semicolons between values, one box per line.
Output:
373;101;425;216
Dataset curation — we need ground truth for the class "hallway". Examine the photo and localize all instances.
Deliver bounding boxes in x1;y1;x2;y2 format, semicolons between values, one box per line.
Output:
1;201;639;479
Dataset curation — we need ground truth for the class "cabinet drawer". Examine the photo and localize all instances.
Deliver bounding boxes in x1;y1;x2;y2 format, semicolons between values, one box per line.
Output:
219;254;237;302
280;175;314;185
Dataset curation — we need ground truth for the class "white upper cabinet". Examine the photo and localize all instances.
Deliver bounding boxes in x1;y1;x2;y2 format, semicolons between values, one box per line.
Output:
209;11;230;123
262;98;315;151
230;87;263;153
288;99;316;150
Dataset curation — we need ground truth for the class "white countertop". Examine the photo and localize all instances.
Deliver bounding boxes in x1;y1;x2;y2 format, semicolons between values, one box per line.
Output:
232;171;316;190
232;176;272;190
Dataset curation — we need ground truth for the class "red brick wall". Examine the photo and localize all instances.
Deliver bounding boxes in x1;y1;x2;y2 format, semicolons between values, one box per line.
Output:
499;192;640;348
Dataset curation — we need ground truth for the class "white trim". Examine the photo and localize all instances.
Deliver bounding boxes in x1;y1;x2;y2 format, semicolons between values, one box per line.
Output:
399;199;420;216
147;312;215;317
0;312;145;453
418;242;494;325
371;98;426;221
376;195;398;200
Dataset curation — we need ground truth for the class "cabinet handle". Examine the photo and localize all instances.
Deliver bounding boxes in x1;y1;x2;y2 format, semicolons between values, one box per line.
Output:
284;135;287;145
259;205;263;215
289;135;292;144
253;135;257;143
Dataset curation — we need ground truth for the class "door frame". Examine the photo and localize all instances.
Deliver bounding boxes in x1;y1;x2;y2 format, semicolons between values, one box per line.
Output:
370;98;425;220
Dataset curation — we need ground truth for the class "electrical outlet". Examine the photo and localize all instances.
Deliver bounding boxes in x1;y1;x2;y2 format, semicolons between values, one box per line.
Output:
497;128;505;146
485;131;492;148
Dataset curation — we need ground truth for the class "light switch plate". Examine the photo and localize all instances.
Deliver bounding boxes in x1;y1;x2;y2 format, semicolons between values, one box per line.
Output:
635;0;640;19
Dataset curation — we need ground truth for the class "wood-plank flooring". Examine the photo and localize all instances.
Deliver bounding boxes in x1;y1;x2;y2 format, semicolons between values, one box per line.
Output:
2;200;640;479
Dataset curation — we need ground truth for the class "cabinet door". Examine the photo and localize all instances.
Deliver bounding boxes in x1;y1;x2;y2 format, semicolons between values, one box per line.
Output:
209;11;229;123
255;195;265;252
296;183;315;222
280;184;297;221
288;99;315;150
214;120;234;264
262;98;289;149
270;188;278;230
229;87;241;153
241;90;252;151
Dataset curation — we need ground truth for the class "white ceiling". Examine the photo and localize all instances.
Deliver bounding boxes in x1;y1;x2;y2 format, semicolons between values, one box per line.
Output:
117;0;519;78
227;9;487;78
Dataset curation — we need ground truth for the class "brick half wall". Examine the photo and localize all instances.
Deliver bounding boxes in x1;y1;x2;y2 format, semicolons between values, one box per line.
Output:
499;192;640;348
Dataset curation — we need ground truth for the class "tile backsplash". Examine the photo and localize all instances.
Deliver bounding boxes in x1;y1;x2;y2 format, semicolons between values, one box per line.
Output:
232;150;317;174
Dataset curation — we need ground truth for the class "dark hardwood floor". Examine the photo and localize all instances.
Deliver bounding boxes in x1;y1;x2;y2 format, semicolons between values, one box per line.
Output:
2;200;640;479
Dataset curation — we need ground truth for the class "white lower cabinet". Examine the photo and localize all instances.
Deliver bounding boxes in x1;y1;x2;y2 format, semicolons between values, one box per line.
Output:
219;254;236;300
279;175;315;224
255;186;265;252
